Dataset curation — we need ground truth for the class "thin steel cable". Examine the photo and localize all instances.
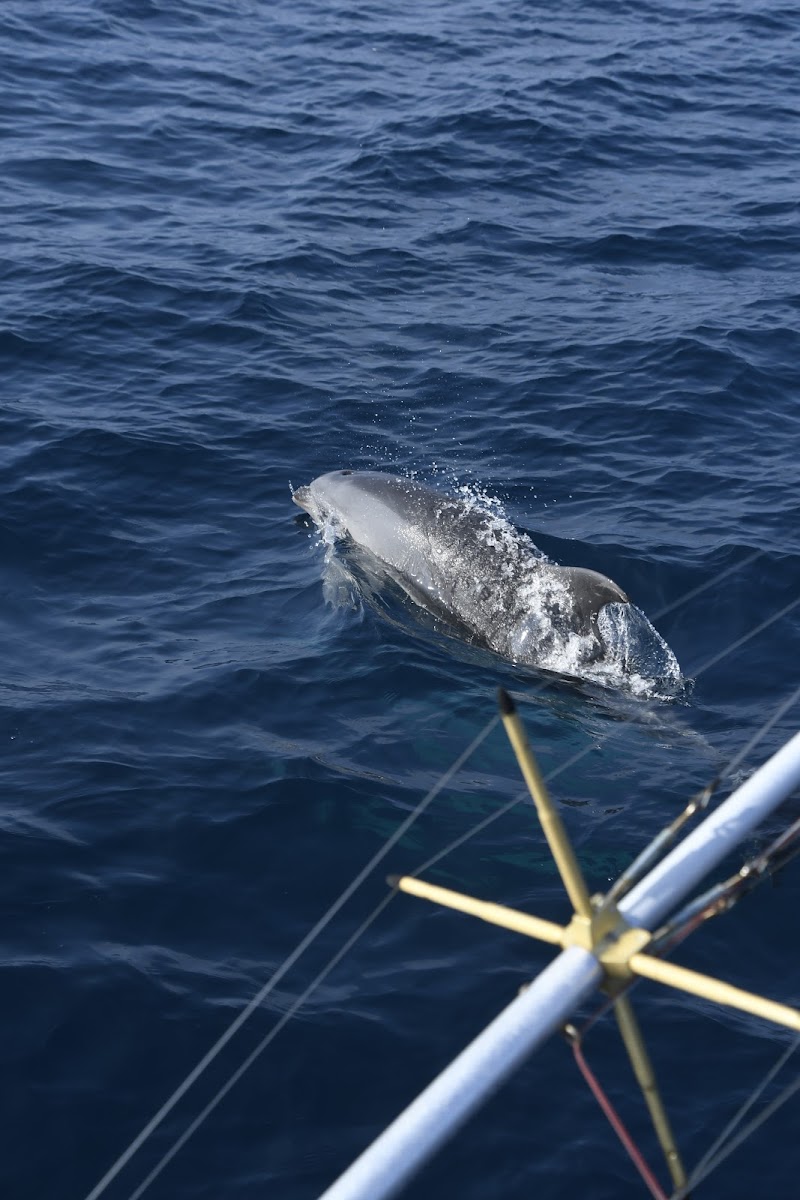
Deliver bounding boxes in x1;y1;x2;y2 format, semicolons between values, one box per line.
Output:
650;549;761;622
653;809;800;955
689;1071;800;1189
619;683;800;930
126;890;398;1200
678;1035;800;1197
721;681;800;783
123;690;619;1198
412;721;631;878
83;715;499;1200
751;814;800;882
690;595;800;680
672;1060;800;1198
568;1031;669;1200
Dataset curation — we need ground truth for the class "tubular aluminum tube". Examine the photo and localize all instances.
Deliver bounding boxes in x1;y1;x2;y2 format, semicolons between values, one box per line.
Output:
620;730;800;931
318;946;601;1200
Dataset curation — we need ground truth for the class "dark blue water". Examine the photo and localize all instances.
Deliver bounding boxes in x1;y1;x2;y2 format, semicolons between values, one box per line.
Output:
3;2;799;1197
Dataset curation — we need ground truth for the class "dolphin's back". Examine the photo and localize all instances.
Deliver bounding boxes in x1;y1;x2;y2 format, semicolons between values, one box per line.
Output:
347;474;537;622
300;472;587;654
290;470;681;683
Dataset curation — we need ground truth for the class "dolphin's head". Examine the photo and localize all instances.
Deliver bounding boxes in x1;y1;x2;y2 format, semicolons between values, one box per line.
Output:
292;470;421;536
292;470;360;523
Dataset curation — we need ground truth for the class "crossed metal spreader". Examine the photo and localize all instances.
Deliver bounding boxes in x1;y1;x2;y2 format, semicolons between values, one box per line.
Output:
320;695;800;1200
390;689;800;1194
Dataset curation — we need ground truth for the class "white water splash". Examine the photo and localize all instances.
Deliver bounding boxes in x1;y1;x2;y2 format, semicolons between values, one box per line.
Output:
594;603;683;698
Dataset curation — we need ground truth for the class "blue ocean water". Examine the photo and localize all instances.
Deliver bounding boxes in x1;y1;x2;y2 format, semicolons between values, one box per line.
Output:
2;1;799;1197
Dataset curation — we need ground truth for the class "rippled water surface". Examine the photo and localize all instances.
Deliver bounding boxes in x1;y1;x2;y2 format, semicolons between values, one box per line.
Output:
2;2;800;1198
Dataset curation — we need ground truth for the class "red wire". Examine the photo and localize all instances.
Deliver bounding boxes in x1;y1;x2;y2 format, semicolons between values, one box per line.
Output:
570;1036;669;1200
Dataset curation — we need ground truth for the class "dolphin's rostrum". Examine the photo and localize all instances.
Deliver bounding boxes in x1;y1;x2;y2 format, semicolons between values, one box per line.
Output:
293;470;681;689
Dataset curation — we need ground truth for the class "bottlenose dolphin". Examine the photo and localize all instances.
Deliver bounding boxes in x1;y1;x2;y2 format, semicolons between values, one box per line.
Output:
293;470;680;687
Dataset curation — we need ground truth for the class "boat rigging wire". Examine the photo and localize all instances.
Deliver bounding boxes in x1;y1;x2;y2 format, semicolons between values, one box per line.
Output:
650;809;800;957
125;891;400;1200
562;986;800;1200
561;810;800;1200
559;969;800;1200
82;718;499;1200
565;1023;669;1200
672;1037;800;1198
690;594;800;680
80;557;797;1200
603;679;800;913
717;680;800;785
648;549;761;622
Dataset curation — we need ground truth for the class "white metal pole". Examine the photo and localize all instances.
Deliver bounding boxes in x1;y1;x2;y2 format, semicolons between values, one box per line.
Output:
318;946;601;1200
620;729;800;930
